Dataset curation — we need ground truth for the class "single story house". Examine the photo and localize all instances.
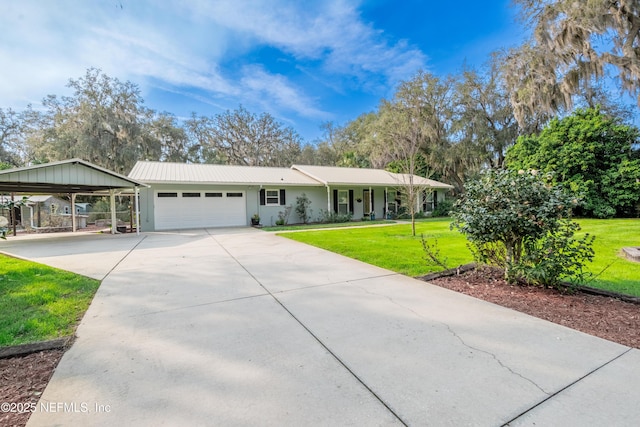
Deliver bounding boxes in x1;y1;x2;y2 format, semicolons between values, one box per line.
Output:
129;161;454;231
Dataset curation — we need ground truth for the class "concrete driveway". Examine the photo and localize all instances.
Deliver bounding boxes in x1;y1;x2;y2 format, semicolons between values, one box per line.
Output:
2;228;638;426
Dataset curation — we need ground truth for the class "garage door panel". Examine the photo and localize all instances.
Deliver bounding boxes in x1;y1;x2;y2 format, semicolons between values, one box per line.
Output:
154;190;246;230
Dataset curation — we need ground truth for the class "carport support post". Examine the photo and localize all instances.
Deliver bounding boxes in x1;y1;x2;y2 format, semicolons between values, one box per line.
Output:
71;193;77;232
110;190;117;234
135;187;140;235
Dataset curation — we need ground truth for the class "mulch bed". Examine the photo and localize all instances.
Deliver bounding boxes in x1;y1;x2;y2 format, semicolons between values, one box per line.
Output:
1;267;638;427
427;266;640;349
0;349;65;427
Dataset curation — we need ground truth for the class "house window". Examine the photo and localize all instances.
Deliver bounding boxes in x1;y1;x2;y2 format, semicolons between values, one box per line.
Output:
338;190;349;214
260;189;285;206
227;192;243;198
182;192;201;197
423;191;434;212
205;192;222;197
266;189;280;205
157;192;178;198
387;190;398;214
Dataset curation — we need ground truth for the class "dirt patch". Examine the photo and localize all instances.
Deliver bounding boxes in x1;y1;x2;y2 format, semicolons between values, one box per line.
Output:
427;267;640;349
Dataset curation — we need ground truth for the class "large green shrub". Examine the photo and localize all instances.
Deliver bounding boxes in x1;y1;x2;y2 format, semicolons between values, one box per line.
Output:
506;107;640;218
431;198;453;217
451;169;594;287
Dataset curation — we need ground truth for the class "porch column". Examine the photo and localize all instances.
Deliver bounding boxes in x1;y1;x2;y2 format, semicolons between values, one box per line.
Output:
385;187;388;217
71;193;77;232
110;190;117;234
326;185;331;212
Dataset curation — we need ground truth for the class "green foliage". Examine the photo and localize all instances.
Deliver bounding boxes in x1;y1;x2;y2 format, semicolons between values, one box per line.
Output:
515;220;595;288
451;168;594;287
295;193;313;224
506;107;640;218
276;205;292;226
319;209;353;223
280;218;640;296
0;255;100;346
431;198;454;217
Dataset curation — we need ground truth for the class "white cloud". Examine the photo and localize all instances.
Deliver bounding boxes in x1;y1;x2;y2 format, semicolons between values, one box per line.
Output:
184;0;427;85
0;0;426;126
240;65;330;119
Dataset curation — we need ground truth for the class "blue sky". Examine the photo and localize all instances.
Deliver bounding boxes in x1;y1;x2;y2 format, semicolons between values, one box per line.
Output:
1;0;524;143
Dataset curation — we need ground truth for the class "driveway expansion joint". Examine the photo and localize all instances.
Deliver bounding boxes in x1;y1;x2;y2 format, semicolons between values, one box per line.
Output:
501;347;634;426
209;232;410;426
128;292;272;317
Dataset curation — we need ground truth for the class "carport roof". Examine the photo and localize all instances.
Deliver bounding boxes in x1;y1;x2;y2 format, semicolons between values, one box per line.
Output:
0;158;147;193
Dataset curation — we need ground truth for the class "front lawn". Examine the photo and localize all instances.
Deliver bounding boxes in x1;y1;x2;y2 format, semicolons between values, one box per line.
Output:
0;255;100;346
281;218;471;277
280;218;640;297
262;219;395;231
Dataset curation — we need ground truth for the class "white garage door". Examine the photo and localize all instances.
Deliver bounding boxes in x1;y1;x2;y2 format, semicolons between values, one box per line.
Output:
154;190;246;230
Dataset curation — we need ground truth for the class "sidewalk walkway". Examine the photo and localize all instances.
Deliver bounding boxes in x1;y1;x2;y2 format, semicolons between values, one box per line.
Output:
2;228;638;426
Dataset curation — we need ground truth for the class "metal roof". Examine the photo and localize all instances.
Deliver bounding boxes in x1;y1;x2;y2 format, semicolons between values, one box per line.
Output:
0;159;147;193
128;161;322;186
292;165;455;189
127;161;455;189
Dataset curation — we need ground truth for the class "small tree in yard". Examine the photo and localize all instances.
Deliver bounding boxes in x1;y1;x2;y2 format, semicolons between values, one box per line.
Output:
295;193;312;224
451;169;595;288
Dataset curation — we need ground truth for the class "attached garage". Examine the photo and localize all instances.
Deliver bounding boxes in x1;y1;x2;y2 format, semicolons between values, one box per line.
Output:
154;190;246;230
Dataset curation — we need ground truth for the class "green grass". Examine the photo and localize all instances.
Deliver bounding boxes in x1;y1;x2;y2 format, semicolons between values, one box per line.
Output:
574;218;640;296
280;218;640;297
262;220;395;231
281;218;471;277
0;255;100;347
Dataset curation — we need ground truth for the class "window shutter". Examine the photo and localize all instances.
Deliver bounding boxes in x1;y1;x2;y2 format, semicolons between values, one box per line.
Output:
333;189;338;213
348;190;354;213
280;189;286;205
259;189;266;205
433;191;438;208
371;189;374;210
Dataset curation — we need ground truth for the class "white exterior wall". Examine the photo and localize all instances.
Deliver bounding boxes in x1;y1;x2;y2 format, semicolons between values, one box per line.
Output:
254;187;326;226
137;183;452;231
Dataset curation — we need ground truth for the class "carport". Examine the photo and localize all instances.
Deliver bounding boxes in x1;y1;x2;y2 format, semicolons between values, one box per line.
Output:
0;158;147;235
